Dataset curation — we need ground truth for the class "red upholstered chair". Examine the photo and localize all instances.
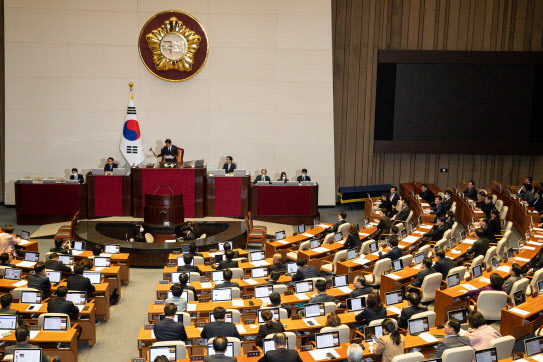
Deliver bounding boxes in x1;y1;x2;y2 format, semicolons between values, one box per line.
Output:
245;217;266;249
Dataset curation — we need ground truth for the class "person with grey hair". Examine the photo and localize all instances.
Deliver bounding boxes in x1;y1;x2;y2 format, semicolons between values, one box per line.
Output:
347;343;364;362
257;332;302;362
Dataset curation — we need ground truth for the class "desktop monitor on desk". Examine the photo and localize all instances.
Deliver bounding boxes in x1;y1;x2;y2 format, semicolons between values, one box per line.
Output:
25;252;39;262
304;303;325;318
525;336;543;357
72;241;85;251
93;257;111;268
0;315;17;331
104;244;120;254
346;297;365;312
14;348;42;362
315;331;340;349
149;346;177;361
295;280;313;294
4;268;22;281
274;231;286;240
21;291;42;304
408;316;429;336
58;255;74;266
385;291;403;306
254;285;272;299
46;271;62;284
333;274;348;288
42;315;68;331
207;342;234;357
474;347;497;362
251;267;268;279
211;288;232;302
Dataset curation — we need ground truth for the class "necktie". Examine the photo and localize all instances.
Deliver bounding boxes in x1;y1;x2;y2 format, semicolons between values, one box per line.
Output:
303;176;305;181
169;147;171;152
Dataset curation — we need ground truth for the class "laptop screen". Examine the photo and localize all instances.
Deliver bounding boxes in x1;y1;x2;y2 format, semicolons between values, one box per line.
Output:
250;251;265;262
181;244;191;254
0;315;17;330
25;252;39;262
166;290;189;301
310;239;320;249
363;325;383;343
5;268;22;280
66;291;87;305
461;231;467;240
251;267;268;279
365;217;370;226
525;336;543;357
211;288;232;302
472;265;482;279
258;308;280;323
447;308;468;324
218;241;233;252
447;273;460;288
315;331;340;349
474;347;497;362
254;285;272;299
538;279;543;295
46;271;61;283
295;281;313;294
263;339;288;354
93;257;111;268
43;316;68;331
391;259;403;272
414;252;424;265
491;257;499;269
171;272;188;284
298;225;306;233
449;238;457;250
20;231;30;240
304;303;325;318
14;348;42;362
275;231;286;240
286;263;298;274
385;291;403;306
72;241;85;251
411;222;416;233
149;346;176;361
334;232;342;242
347;249;358;260
368;241;378;253
159;313;184;323
21;291;41;304
346;297;365;312
408;317;429;335
314;218;320;227
58;255;73;266
83;272;101;284
177;256;194;266
207;343;234;357
333;275;348;288
210;311;232;323
513;289;526;306
104;244;120;254
400;229;407;239
212;270;224;282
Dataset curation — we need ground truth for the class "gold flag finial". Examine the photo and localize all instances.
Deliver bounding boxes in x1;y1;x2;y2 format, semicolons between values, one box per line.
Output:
129;82;134;88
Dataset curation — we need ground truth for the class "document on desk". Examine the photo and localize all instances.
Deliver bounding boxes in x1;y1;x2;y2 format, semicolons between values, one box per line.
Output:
318;224;329;228
386;273;401;280
100;253;112;257
187;304;197;311
418;224;432;229
16;261;36;268
309;348;340;361
260;297;271;304
312;247;329;254
528;241;543;246
244;279;259;285
303;318;319;327
418;332;439;343
402;236;419;244
359;233;370;237
534;227;543;232
236;325;247;333
93;267;104;272
479;277;491;284
352;257;371;266
29;330;40;340
208;252;224;257
532;355;543;362
200;282;213;289
302;233;314;238
462;239;476;245
231;300;244;307
509;307;530;316
515;257;531;263
460;284;478;291
524;246;536;251
387;306;401;314
295;293;309;301
338;286;353;294
71;250;84;256
276;240;289;244
534;235;543;239
19;240;31;245
13;280;28;287
497;265;511;273
451;249;462;254
371;251;381;256
251;260;269;267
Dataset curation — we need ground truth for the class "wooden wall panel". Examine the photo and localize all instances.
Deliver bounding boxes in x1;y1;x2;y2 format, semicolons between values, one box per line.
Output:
332;0;543;195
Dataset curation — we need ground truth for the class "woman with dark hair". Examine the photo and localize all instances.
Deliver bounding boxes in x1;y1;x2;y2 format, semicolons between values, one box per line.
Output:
467;311;501;351
277;172;288;183
375;318;405;362
343;224;361;251
397;293;427;329
466;272;505;301
355;292;387;324
255;309;285;347
324;312;341;328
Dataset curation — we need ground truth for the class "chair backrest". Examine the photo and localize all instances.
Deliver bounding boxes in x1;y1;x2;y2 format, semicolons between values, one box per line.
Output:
152;341;187;360
44;252;54;260
0;266;10;276
145;233;154;243
441;346;474;362
447;266;467;282
450;202;456;215
321;325;350;344
197;233;207;239
405;211;414;233
330;250;348;273
500;206;509;222
372;259;392;285
12;287;39;301
477;291;508;320
230;287;241;299
470;255;484;275
410;311;436;328
392;352;425;362
450;222;458;238
505;220;512;231
188;272;201;282
495;199;503;212
263;332;296;350
509;278;530;299
399;254;412;267
272;284;287;294
420;273;443;302
38;313;71;329
298;241;310;252
323;302;337;315
225;309;241;324
369;318;397;328
193;256;204;266
178;312;191;326
530;268;543;290
229;268;244;280
305;277;326;285
338;223;351;237
184;290;195;302
360;239;376;254
488;335;515;361
434;238;447;250
418;245;431;258
484;246;497;267
443;229;452;241
491;194;497;204
323;233;335;244
207;337;241;356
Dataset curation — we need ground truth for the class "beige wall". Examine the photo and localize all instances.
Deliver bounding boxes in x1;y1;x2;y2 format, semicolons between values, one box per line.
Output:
4;0;335;205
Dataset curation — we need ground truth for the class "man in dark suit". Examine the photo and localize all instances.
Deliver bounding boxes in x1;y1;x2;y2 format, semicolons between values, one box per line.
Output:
291;258;319;281
308;280;335;304
429;196;445;222
338;275;373;309
264;292;291;318
296;169;311;182
488;209;502;237
326;212;347;234
49;239;71;255
479;217;496;242
222;242;240;259
67;263;95;294
47;286;79;316
215;269;240;289
530;190;543;213
188;242;203;257
433;248;453;280
0;294;24;326
443;190;454;212
70;168;84;184
268;254;286;273
205;335;237;362
445;211;455;230
423;217;447;242
201;307;241;340
178;273;196;295
379;235;402;261
480;194;495;218
463;180;478;201
467;228;490;259
217;250;238;270
392;200;411;222
154;303;187;342
177;254;202;275
253;169;271;184
386;186;400;216
222;156;236;174
103;157;117;173
419;184;435;205
182;227;196;241
397;293;427;329
373;211;392;239
412;258;437;288
27;262;51;296
5;326;50;362
258;332;302;362
433;319;470;358
45;253;71;273
157;139;179;163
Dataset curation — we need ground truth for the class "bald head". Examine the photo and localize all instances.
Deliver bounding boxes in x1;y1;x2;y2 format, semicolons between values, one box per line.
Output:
272;254;282;264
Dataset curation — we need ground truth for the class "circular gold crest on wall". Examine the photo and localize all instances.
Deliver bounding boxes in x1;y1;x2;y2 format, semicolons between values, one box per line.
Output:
139;10;209;82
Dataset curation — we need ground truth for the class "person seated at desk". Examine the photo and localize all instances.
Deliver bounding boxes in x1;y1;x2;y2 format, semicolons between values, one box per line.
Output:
256;309;285;347
70;168;84;184
530;189;543;213
0;225;22;257
422;216;447;242
297;168;311;182
475;191;486;208
488;209;502;236
443;190;454;212
268;254;285;273
178;273;196;295
504;263;522;295
343;224;362;251
0;252;17;268
133;225;145;243
154;303;187;342
177;254;202;275
50;238;71;255
326;211;347;234
0;294;25;326
47;285;79;316
222;156;236;174
419;184;435;205
201;306;241;340
215;269;240;289
444;211;455;230
217;250;238;270
81;258;94;271
467;228;490;259
308;279;335;303
409;257;437;290
104;157;117;174
261;292;291;318
165;283;187;312
346;344;364;362
392;200;411;222
253;169;271;184
156;139;179;163
5;326;51;362
27;262;51;296
517;176;533;194
92;244;103;257
521;184;535;203
67;263;96;294
205;335;237;362
463;180;478;201
188;242;203;257
266;271;282;286
378;223;397;248
380;192;393;215
338;275;372;308
429;196;445;221
479;217;496;242
277;172;288;183
355;292;387;325
378;235;402;261
466;311;501;351
466;273;504;301
374;318;405;362
480;194;495;218
397;293;427;330
45;252;71;273
291;257;319;281
182;227;196;241
433;248;453;280
222;242;239;259
258;332;302;362
433;318;470;359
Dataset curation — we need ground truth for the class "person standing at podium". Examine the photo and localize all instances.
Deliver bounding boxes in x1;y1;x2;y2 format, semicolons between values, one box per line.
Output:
157;139;179;163
253;169;271;184
104;157;117;174
222;156;236;174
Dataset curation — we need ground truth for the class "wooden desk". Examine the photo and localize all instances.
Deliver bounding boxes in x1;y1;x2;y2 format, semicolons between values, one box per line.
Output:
163;258;276;280
86;174;132;218
501;293;543;339
264;225;330;258
298;242;344;269
166;249;248;264
74;251;131;285
493;188;532;236
0;230;39;253
51;281;111;322
206;175;251;218
0;328;78;362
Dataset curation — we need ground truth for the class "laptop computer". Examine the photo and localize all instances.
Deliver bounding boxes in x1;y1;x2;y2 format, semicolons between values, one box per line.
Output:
249;251;265;262
211;270;224;283
346;297;365;312
271;181;285;186
474;347;498;362
91;169;104;175
207;342;234;357
315;331;340;349
333;275;348;288
384;290;403;306
524;335;543;357
295;280;313;293
301;181;315;186
411;222;417;233
211;288;232;302
471;264;483;279
20;231;30;240
214;254;226;264
491;257;499;269
104;244;120;254
66;291;87;311
42;315;68;331
368;241;378;253
218;241;233;252
83;271;101;284
25;252;39;262
391;259;403;272
182;161;193;168
258;307;280;323
194;160;205;167
233;169;246;177
304;303;325;318
93;256;111;268
72;241;85;251
213;169;226;177
14;348;42;362
275;231;286;240
363;325;383;343
58;255;74;266
257;181;270;186
66;180;80;184
314;218;320;227
447;308;469;324
149;346;177;361
400;229;407;239
513;289;526;306
285;181;299;186
286;263;298;274
0;315;17;331
210;311;232;323
414;252;424;265
46;271;62;284
254;285;272;299
449;237;457;250
4;268;22;281
408;316;430;336
21;290;42;304
460;230;467;241
251;267;268;279
310;239;321;249
159;312;185;323
447;273;460;288
538;279;543;295
297;225;306;234
347;249;358;260
112;168;125;176
263;338;288;354
334;232;343;242
177;256;194;266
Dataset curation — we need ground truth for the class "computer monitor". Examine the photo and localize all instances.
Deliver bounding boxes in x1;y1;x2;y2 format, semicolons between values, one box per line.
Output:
491;257;499;269
385;291;403;306
211;270;224;282
4;268;22;281
177;256;194;266
368;241;378;253
251;267;268;279
449;238;457;250
334;232;342;242
506;247;514;261
25;252;39;262
93;256;111;268
0;315;17;331
166;290;189;301
364;217;370;227
250;251;265;262
310;239;321;249
447;273;460;288
263;338;288;354
347;249;358;260
159;312;185;323
20;231;30;240
295;280;313;294
42;315;68;331
58;255;73;266
44;271;61;285
181;244;191;254
286;263;298;274
207;342;234;357
461;230;467;241
149;346;176;361
474;347;498;362
72;241;85;251
211;288;232;302
333;274;348;288
313;218;320;227
209;311;232;323
513;289;526;306
363;325;383;343
447;308;469;324
214;254;226;264
104;244;120;254
297;225;306;234
66;291;87;306
218;241;233;252
83;271;101;284
254;285;272;299
304;303;325;318
171;272;188;284
391;259;403;272
400;229;407;239
258;307;280;323
346;297;365;312
472;265;483;279
13;348;42;362
538;280;543;295
408;316;429;336
275;231;286;240
410;222;417;233
21;291;42;304
414;252;424;265
524;336;543;357
315;331;340;349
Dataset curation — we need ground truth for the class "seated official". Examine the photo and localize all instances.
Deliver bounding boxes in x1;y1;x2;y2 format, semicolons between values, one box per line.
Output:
27;262;51;296
422;216;447;242
467;228;490;259
70;168;84;184
466;273;504;301
261;292;291;318
433;248;453;280
479;217;496;242
392;200;411;222
256;309;285;347
222;242;239;258
92;244;103;257
338;275;372;308
444;211;455;230
466;311;501;350
253;169;271;184
156;138;179;163
47;286;79;316
178;273;196;295
104;157;117;173
429;196;445;221
378;235;402;261
419;184;435;205
475;191;486;208
154;303;187;342
165;283;187;312
397;293;427;330
0;224;22;257
267;271;283;286
45;252;71;273
519;184;535;203
67;263;96;294
277;172;288;183
268;254;286;273
411;258;437;288
258;332;302;362
488;209;502;237
0;294;25;326
297;168;311;182
355;292;387;325
463;180;478;201
480;194;495;218
443;190;454;212
308;279;335;304
205;335;237;362
326;211;347;234
81;258;94;271
379;193;393;215
373;210;392;240
188;242;203;257
434;318;470;359
291;257;319;281
201;307;241;340
177;254;202;275
343;224;362;251
222;156;236;174
217;250;238;270
530;189;543;212
215;269;240;289
504;264;522;295
50;238;72;255
182;227;196;241
346;344;364;362
133;225;145;243
0;252;17;268
517;176;533;195
5;326;50;362
374;319;405;362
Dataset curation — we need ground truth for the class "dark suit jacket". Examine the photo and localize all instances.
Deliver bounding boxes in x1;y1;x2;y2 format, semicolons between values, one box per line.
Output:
154;317;188;342
433;258;454;279
482;224;496;242
66;274;95;294
468;238;490;259
253;175;271;184
308;293;335;304
380;246;402;261
182;284;196;295
45;259;71;273
398;305;428;329
201;320;241;340
49;247;71;255
291;265;319;281
27;274;51;295
530;197;543;213
480;202;495;218
343;233;362;251
256;321;285;346
5;343;50;362
434;335;470;358
463;187;478;200
177;265;202;275
0;307;25;326
70;174;84;184
430;203;445;219
222;163;237;174
215;281;240;289
419;189;435;204
413;267;437;288
276;178;289;183
375;217;392;237
445;219;454;230
350;286;373;299
389;194;400;208
423;224;447;241
158;145;179;160
217;260;239;270
328;219;347;234
258;348;303;362
47;298;79;316
297;175;311;182
183;231;197;241
103;163;118;172
395;206;411;222
204;354;237;362
268;263;286;274
355;307;387;323
443;197;453;212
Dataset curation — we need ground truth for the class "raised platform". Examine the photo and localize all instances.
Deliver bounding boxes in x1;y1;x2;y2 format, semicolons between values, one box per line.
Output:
73;220;247;267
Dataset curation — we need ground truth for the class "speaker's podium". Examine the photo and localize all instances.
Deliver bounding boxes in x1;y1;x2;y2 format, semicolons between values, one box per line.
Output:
143;194;184;225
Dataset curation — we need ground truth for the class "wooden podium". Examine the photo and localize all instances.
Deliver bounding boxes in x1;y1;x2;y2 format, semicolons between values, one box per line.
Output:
143;194;184;225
